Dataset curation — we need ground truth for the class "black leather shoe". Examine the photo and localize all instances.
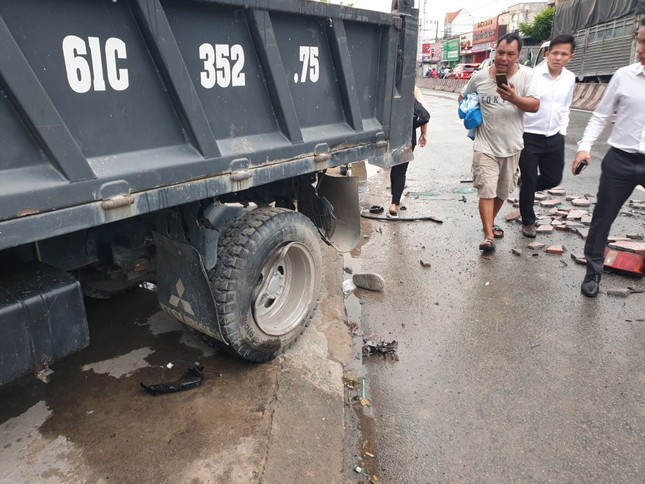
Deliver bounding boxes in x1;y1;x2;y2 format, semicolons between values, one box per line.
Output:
581;274;601;298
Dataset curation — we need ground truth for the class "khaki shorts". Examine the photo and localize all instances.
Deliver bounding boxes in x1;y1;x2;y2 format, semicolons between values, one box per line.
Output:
472;151;521;200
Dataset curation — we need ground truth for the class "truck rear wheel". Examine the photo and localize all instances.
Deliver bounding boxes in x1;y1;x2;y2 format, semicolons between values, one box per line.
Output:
210;208;322;362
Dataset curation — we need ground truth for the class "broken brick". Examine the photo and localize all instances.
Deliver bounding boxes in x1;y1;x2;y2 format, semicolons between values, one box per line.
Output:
548;187;566;196
511;248;522;256
626;234;644;240
546;245;564;255
534;193;547;201
536;225;554;234
566;210;588;220
566;195;583;201
581;215;593;226
504;209;521;221
528;242;546;250
576;228;589;240
571;198;591;207
570;252;587;265
607;289;631;298
608;241;645;254
540;199;562;208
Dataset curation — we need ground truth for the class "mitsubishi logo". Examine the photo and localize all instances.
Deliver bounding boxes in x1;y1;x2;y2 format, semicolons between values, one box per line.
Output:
169;279;195;316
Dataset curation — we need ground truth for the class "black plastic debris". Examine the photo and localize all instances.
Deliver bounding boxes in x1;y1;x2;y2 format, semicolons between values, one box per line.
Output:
369;205;384;214
140;362;204;396
362;340;398;358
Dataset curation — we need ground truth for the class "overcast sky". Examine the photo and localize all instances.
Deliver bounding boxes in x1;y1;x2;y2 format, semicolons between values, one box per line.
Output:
312;0;549;39
316;0;546;20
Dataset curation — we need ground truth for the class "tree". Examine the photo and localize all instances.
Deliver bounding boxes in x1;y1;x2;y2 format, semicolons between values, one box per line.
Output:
519;7;554;43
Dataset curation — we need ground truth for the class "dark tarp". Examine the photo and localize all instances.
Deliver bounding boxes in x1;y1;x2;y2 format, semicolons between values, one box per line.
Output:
553;0;644;36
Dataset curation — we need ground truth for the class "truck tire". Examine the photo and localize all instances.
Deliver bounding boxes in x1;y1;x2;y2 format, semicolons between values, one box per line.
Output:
210;207;322;362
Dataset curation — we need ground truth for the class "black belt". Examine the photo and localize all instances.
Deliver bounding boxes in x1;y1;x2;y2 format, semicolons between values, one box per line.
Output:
611;147;645;162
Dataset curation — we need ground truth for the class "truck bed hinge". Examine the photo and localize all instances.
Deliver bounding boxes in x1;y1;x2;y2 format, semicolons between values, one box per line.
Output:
101;194;135;210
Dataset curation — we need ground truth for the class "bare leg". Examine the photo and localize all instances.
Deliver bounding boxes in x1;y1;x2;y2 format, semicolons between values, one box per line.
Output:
479;198;495;240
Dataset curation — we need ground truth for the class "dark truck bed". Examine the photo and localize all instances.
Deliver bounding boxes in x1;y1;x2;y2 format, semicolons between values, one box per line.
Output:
0;0;418;386
0;0;416;250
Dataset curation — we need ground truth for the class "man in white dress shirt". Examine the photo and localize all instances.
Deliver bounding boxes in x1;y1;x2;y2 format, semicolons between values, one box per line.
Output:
519;35;576;238
573;18;645;298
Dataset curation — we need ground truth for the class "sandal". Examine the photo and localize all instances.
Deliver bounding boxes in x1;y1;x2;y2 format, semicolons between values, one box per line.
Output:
386;210;398;219
479;238;496;252
369;205;384;214
492;225;504;239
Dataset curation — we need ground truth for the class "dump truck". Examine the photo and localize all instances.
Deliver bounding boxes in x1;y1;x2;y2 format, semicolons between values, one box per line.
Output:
0;0;418;386
550;0;645;82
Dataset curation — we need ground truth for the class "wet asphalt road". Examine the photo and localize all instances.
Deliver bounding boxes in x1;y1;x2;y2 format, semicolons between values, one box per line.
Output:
351;89;645;482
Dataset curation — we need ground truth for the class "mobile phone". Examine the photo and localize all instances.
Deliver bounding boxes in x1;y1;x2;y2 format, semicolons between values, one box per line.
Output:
574;161;588;175
495;74;508;88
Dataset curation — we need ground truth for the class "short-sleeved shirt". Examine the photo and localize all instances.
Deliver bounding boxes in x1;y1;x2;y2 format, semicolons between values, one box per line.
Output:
461;65;540;157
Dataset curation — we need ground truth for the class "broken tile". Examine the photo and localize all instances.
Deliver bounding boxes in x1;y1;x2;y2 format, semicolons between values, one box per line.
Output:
566;210;588;220
570;252;587;265
551;219;564;226
556;210;571;217
547;208;560;216
546;245;564;255
576;228;589;240
507;197;518;204
608;240;645;254
548;187;566;196
505;209;521;221
608;236;633;242
536;218;553;226
626;233;644;240
512;248;522;256
566;222;584;229
540;199;562;208
571;198;591;207
528;242;546;250
536;225;554;234
581;215;593;225
420;259;432;268
607;289;631;298
555;224;569;231
566;195;583;201
535;193;547;201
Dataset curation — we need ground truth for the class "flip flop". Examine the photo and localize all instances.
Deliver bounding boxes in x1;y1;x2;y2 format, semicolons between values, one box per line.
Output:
479;238;496;253
369;205;384;214
492;225;504;239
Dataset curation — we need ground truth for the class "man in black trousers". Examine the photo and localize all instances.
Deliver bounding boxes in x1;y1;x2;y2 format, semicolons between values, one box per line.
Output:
573;18;645;297
519;35;576;238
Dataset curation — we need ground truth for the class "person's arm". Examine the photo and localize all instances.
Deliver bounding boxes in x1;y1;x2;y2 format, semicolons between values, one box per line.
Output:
572;73;620;174
458;76;476;103
418;122;428;147
497;83;540;112
559;76;575;136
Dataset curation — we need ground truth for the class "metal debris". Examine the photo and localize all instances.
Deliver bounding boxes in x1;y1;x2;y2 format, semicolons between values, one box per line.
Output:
362;339;398;358
140;362;204;396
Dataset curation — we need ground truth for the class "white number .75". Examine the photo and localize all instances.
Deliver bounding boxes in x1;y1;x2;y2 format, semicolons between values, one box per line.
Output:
298;46;319;83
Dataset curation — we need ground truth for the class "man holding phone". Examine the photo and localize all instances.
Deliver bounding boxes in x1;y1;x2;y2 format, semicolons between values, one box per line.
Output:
459;33;540;253
572;18;645;298
519;35;576;238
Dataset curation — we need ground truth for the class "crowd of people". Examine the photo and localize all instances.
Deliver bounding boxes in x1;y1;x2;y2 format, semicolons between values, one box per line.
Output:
402;18;645;298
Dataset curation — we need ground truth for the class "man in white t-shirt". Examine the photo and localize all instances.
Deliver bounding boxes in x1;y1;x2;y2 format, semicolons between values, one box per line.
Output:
519;35;576;238
460;33;540;253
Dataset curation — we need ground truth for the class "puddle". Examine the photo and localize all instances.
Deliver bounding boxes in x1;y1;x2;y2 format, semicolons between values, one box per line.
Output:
341;252;380;479
407;190;441;198
451;186;477;194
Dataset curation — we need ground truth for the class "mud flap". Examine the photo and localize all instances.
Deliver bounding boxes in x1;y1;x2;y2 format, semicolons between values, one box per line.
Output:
316;173;361;252
153;232;226;344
